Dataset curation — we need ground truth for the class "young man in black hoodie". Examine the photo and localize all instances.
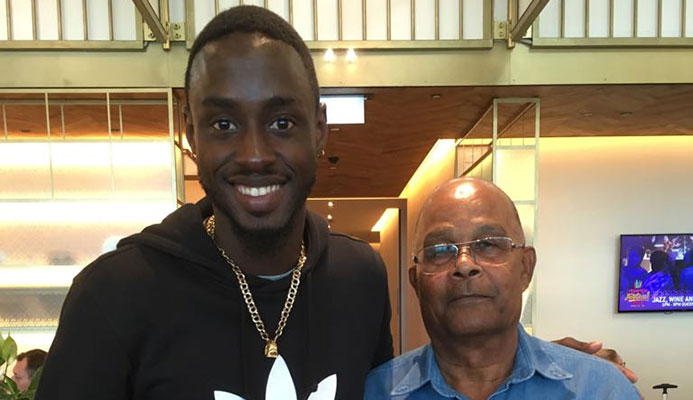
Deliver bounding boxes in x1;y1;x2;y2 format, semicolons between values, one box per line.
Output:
36;5;637;400
36;6;391;400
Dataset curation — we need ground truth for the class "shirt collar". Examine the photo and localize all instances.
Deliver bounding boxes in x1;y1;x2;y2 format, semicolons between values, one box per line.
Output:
390;325;573;397
509;325;573;384
389;344;460;397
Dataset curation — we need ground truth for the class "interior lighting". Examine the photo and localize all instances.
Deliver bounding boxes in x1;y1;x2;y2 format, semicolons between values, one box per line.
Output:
0;142;50;167
0;265;83;288
327;214;333;221
346;48;357;63
327;201;334;208
0;141;171;168
51;143;111;167
324;48;336;63
320;95;365;124
0;200;174;224
399;139;457;198
371;208;399;232
109;141;172;167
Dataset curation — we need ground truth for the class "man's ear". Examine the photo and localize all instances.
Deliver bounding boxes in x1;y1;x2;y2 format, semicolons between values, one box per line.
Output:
408;266;420;299
315;102;328;154
184;104;197;154
520;246;537;291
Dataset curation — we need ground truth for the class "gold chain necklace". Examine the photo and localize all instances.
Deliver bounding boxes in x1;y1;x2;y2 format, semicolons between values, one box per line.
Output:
204;215;306;359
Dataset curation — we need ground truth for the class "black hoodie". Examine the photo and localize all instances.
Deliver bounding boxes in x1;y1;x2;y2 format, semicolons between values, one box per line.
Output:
36;199;393;400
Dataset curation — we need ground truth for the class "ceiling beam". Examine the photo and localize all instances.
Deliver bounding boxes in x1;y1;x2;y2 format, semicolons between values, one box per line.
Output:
460;102;493;140
497;102;535;137
132;0;168;44
458;100;536;177
511;0;551;42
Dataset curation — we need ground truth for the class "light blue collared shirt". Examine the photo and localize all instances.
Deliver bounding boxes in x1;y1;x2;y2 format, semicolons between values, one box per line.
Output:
364;325;640;399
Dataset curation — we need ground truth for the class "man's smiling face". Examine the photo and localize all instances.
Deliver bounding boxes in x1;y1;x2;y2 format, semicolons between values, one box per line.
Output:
186;32;327;236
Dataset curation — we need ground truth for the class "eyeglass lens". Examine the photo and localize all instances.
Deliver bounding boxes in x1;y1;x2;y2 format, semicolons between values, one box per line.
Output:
419;238;514;270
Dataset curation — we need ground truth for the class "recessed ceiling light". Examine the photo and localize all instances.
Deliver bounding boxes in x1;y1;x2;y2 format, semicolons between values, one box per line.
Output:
346;48;357;63
327;201;334;208
431;94;442;99
329;127;341;132
323;48;336;63
327;214;333;221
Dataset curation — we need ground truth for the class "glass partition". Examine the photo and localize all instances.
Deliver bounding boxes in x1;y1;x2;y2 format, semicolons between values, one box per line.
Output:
0;89;178;353
456;97;540;333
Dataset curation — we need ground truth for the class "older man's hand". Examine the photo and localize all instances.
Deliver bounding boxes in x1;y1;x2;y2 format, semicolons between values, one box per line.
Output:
552;337;638;383
553;337;644;399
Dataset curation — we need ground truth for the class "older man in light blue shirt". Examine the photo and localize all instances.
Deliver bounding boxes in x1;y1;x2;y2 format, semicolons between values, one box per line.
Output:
365;178;639;399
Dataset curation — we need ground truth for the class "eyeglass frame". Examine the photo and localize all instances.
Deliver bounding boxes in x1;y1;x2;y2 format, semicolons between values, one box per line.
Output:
412;236;527;273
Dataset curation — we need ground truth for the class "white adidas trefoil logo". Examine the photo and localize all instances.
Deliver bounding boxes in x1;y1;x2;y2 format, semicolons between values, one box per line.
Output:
214;355;337;400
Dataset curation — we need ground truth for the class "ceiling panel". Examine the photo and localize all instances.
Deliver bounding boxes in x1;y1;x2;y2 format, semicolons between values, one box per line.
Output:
314;84;693;197
4;85;692;198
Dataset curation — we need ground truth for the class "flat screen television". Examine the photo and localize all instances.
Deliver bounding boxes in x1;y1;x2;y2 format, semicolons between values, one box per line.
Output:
619;234;693;312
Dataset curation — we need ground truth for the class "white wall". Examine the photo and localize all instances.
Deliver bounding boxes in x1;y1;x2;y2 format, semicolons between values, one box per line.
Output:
535;136;693;400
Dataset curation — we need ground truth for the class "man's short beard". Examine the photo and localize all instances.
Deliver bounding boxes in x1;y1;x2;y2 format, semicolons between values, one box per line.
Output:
227;208;299;255
199;173;315;256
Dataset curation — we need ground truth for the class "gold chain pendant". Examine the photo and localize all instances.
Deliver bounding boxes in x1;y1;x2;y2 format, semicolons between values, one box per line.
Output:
205;215;306;360
264;340;279;358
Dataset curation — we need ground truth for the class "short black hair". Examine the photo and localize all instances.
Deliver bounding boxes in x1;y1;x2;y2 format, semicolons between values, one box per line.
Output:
184;5;319;106
16;349;47;377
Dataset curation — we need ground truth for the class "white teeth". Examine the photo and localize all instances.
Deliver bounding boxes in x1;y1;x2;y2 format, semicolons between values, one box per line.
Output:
237;184;281;197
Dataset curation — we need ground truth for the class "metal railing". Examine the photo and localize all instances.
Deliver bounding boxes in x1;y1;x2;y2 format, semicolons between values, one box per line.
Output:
532;0;693;47
0;0;144;49
187;0;494;49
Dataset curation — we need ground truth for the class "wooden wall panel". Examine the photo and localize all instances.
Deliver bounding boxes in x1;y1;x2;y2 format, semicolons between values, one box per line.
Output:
3;85;692;198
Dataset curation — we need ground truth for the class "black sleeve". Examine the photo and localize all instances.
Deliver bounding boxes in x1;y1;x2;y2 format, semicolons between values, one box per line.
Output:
370;254;394;368
36;280;132;400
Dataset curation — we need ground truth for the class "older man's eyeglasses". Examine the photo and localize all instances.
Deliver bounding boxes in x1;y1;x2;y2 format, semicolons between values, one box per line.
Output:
413;237;525;273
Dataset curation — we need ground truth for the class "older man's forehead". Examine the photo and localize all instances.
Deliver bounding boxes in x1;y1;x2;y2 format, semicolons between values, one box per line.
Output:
421;209;509;234
426;188;510;219
417;184;521;243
